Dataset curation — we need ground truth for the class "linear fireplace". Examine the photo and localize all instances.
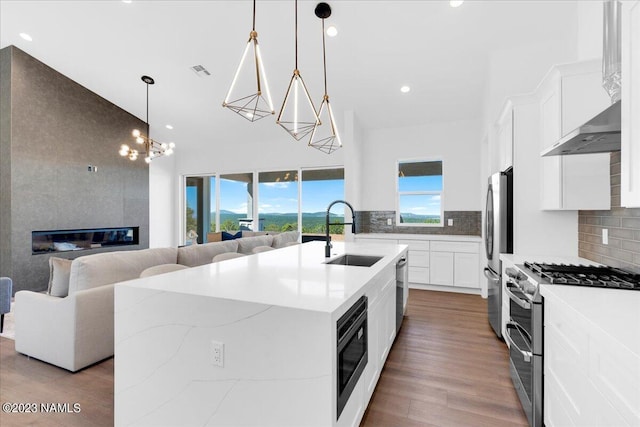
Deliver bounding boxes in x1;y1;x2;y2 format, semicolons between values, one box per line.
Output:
32;227;139;254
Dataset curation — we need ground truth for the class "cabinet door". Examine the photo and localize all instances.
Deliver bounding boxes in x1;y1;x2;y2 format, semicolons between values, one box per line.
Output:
429;252;454;286
497;108;514;170
540;86;563;210
622;0;640;207
453;252;480;288
363;299;380;403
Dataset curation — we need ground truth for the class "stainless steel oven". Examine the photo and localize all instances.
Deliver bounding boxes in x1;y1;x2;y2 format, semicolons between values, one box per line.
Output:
503;268;542;427
336;295;368;420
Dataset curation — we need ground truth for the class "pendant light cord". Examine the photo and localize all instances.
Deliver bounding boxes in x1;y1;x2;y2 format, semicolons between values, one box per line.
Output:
295;0;298;69
145;81;150;139
322;19;327;95
252;0;256;31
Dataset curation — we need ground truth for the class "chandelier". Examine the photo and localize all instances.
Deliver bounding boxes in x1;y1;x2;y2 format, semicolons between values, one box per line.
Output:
276;0;320;141
119;75;175;163
222;0;275;121
308;2;342;154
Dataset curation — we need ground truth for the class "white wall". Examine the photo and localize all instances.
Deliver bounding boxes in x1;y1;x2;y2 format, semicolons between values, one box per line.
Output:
577;1;603;61
149;154;177;248
360;119;482;212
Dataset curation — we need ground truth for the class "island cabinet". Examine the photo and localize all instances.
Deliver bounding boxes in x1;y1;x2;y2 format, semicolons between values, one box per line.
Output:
114;241;406;427
541;285;640;427
538;60;611;210
621;0;640;207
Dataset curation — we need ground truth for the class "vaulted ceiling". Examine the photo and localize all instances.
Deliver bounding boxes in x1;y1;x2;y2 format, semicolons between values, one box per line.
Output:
1;1;580;150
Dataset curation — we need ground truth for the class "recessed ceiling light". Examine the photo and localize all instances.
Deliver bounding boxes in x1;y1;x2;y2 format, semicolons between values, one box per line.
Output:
450;1;464;7
165;124;174;130
326;26;338;37
19;33;32;42
400;86;411;93
122;0;133;3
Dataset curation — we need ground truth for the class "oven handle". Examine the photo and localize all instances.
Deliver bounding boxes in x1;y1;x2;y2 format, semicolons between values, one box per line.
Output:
505;322;533;363
505;281;531;310
337;310;367;352
483;267;500;283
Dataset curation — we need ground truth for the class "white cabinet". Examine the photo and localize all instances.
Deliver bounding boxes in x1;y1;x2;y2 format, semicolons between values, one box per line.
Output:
622;0;640;207
429;241;480;288
399;239;429;285
543;289;640;427
538;61;611;210
496;102;514;171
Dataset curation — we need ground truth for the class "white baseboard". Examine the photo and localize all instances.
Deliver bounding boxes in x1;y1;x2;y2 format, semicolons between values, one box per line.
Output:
408;283;482;296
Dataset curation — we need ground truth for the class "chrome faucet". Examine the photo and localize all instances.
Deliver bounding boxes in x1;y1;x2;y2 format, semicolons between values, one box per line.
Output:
325;200;356;257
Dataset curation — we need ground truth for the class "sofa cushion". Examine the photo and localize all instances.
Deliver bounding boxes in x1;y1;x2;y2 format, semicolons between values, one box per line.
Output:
177;240;239;267
68;247;178;294
237;235;274;255
272;231;300;248
241;231;270;237
47;257;72;297
140;263;189;278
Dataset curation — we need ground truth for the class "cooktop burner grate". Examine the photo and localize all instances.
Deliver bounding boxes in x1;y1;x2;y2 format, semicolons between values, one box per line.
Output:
523;262;640;290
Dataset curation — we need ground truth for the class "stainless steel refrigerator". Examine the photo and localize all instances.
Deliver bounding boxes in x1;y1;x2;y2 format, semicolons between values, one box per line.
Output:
484;168;513;339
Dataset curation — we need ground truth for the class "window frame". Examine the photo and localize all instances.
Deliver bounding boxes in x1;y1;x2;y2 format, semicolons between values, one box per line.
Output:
395;158;444;228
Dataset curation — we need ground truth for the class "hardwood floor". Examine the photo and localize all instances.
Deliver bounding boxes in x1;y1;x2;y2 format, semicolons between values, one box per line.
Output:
361;289;528;427
0;289;527;427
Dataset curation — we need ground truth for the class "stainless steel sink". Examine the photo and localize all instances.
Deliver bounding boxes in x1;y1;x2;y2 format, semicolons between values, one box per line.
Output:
325;254;383;267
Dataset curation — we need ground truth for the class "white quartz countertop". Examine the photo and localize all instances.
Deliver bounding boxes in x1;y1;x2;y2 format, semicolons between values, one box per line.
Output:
120;241;407;314
357;233;481;242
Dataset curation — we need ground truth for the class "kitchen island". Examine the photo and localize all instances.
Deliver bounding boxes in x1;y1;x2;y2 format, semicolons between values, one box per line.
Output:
114;241;407;427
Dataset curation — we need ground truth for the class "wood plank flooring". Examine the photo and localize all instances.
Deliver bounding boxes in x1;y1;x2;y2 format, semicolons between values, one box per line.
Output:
361;289;528;427
0;289;527;427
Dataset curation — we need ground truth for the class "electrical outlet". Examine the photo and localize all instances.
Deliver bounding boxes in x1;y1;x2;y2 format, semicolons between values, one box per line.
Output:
387;218;392;226
602;229;608;245
448;219;453;226
211;340;224;367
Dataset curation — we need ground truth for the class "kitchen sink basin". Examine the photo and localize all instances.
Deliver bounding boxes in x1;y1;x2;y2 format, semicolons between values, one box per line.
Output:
325;254;383;267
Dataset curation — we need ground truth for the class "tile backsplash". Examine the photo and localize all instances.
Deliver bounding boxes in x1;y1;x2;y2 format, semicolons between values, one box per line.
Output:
578;152;640;273
355;211;481;236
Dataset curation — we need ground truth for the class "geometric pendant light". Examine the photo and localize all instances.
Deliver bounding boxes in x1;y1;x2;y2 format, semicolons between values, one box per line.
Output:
119;75;175;163
222;0;275;122
277;0;320;141
308;2;342;154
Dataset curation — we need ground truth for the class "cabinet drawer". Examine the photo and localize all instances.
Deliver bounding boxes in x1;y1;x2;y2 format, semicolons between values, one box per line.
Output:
408;250;429;267
398;239;429;251
408;266;429;284
430;241;479;253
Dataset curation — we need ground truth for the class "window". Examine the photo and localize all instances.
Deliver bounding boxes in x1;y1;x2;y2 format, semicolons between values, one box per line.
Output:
397;160;443;226
219;173;254;232
301;168;345;240
258;170;299;232
185;176;216;244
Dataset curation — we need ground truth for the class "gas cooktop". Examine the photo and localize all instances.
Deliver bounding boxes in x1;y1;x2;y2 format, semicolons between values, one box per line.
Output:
523;262;640;291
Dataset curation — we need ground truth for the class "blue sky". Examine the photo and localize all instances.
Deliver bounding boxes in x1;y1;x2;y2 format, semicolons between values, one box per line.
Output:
186;177;345;215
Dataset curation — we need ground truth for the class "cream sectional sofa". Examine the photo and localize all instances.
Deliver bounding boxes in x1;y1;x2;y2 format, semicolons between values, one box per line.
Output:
14;231;299;371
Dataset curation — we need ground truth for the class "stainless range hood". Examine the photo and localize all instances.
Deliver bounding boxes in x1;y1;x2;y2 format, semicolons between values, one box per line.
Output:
542;100;620;156
543;0;621;157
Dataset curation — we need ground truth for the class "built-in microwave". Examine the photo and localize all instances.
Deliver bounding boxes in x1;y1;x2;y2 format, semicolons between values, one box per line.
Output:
336;295;368;420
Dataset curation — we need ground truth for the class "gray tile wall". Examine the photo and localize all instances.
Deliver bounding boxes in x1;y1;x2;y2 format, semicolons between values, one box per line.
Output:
578;152;640;273
0;46;149;293
355;210;481;236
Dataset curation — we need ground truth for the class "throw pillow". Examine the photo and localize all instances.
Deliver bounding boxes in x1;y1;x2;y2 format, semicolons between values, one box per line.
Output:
48;257;73;297
221;231;242;241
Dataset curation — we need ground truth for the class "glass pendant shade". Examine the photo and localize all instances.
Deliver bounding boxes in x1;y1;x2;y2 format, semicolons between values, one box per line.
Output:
309;95;341;154
222;30;275;121
277;69;320;140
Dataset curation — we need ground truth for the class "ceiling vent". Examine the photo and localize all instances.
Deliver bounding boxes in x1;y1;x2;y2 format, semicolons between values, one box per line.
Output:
190;65;211;77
